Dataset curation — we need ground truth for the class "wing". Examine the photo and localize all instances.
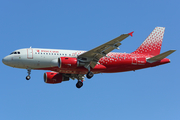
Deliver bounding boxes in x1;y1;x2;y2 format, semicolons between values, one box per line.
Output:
78;32;133;68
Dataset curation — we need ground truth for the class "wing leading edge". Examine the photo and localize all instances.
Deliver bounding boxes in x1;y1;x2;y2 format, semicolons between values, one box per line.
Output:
78;32;133;68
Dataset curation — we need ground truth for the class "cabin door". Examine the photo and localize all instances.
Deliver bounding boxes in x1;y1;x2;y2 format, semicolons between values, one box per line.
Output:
132;57;137;65
27;48;33;59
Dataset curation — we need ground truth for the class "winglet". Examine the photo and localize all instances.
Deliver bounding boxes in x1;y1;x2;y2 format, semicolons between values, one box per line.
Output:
128;31;134;37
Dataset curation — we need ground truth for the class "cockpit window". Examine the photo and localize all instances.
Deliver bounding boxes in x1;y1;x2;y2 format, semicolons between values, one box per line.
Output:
10;51;20;55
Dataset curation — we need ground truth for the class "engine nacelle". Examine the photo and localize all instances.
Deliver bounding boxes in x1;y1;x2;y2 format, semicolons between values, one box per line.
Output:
58;57;78;68
44;72;69;84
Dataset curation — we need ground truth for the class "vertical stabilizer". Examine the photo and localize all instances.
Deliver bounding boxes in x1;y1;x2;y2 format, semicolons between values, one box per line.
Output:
132;27;165;56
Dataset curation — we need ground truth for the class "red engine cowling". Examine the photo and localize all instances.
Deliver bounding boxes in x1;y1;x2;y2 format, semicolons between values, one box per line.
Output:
44;72;69;84
58;57;78;68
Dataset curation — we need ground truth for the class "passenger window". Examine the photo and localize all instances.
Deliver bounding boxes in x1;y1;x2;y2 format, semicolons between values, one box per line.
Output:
18;52;20;54
14;52;17;54
54;53;56;55
46;53;48;55
57;54;59;55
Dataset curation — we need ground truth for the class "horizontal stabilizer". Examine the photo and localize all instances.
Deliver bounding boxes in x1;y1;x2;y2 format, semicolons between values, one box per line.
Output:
146;50;176;63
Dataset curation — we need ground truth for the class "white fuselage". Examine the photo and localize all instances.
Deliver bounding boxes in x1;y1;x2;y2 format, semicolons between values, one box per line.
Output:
2;48;85;69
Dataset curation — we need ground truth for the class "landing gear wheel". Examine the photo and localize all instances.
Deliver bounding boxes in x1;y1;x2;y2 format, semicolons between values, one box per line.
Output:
26;68;31;80
76;81;83;88
26;76;31;80
86;71;94;79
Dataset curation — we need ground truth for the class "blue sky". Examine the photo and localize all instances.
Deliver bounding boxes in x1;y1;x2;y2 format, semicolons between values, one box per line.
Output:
0;0;179;120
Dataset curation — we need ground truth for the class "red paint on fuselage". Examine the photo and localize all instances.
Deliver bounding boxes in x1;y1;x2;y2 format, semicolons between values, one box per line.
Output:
35;52;170;74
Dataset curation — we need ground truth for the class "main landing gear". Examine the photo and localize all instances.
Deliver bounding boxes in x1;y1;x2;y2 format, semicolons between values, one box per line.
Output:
86;71;94;79
84;64;94;79
26;68;31;80
76;81;83;88
75;71;94;89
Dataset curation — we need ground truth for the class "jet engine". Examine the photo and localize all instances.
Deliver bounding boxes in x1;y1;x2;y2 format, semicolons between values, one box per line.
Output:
44;72;69;84
58;57;78;68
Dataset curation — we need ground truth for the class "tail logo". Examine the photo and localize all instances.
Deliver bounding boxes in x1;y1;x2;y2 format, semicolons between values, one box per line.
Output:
132;27;165;56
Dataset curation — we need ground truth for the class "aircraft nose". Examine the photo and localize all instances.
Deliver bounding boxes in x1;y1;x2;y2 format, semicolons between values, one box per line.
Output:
2;57;9;65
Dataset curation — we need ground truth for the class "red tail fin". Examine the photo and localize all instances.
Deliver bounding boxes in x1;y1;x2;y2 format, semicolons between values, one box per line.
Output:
132;27;165;56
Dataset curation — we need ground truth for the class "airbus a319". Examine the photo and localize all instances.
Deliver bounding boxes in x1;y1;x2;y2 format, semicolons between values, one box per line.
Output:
2;27;175;88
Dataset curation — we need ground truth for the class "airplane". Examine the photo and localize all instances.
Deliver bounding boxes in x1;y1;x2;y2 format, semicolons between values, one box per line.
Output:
2;27;176;88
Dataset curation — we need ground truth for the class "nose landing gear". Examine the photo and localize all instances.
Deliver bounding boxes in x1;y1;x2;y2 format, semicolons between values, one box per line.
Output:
26;76;31;80
26;69;31;80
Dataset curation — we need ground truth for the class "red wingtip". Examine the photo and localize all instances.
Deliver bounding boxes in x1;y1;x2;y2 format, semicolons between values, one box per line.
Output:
128;31;134;37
